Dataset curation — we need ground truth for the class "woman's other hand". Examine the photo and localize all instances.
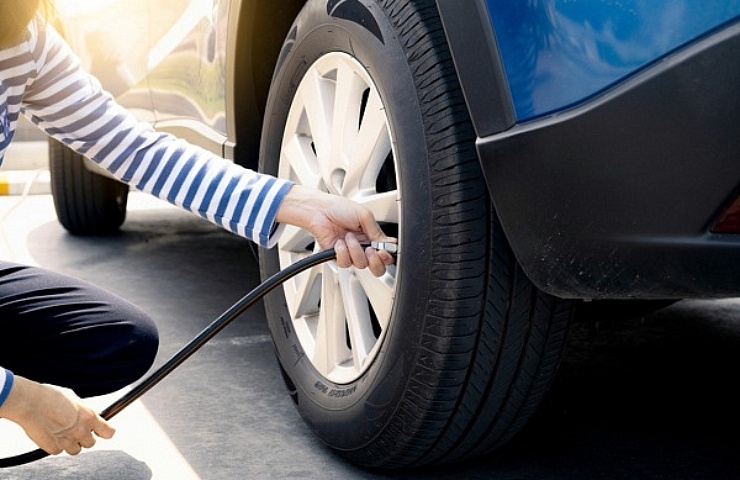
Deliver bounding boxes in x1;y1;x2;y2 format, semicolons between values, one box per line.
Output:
0;376;115;455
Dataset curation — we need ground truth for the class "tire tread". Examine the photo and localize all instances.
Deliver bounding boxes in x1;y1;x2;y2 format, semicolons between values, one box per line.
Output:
49;139;128;235
353;0;574;467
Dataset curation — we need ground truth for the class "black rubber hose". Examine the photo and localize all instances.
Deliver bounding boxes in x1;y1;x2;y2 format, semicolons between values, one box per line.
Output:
0;247;339;468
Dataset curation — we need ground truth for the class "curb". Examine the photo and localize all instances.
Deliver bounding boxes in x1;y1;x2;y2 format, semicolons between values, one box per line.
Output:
1;141;50;196
0;170;51;195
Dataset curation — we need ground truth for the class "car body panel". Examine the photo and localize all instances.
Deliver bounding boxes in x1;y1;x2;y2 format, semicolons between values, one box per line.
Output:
147;0;229;144
478;20;740;299
56;0;230;156
486;0;740;120
55;0;155;123
438;1;740;299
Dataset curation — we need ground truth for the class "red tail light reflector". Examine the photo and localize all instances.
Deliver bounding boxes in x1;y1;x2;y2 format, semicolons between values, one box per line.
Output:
712;197;740;233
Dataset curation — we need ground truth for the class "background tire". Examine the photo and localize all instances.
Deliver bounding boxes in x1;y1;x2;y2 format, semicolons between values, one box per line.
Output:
49;139;128;235
259;0;573;468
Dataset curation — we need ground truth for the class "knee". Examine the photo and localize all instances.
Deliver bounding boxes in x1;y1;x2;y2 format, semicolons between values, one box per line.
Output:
125;307;160;379
79;306;160;397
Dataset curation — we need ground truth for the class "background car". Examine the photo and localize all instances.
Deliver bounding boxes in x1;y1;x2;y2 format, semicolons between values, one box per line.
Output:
52;0;740;469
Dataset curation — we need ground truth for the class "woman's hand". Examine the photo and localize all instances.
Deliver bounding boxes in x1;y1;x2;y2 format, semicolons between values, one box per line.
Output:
276;185;395;276
0;376;115;455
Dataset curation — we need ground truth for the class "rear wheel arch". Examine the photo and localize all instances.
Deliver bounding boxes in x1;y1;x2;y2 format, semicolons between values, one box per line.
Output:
228;0;305;170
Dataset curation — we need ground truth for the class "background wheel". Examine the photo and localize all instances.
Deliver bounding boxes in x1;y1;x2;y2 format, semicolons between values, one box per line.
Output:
49;139;128;235
259;0;573;468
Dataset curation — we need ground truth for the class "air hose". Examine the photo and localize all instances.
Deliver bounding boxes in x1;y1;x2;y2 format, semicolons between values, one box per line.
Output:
0;242;396;468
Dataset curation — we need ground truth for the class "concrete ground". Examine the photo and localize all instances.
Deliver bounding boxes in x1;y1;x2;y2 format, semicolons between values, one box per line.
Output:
1;141;740;479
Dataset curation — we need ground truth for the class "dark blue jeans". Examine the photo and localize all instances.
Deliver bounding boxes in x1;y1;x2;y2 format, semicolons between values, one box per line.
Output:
0;262;158;397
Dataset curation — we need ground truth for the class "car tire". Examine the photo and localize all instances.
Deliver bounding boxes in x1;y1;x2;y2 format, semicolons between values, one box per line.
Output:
49;139;128;235
259;0;573;468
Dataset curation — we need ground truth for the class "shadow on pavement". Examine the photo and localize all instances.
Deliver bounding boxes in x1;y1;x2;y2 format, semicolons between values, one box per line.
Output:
381;300;740;480
0;451;152;480
18;208;740;479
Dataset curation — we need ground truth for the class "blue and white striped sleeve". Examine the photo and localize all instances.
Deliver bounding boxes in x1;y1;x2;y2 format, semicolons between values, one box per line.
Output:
20;22;292;248
0;368;14;408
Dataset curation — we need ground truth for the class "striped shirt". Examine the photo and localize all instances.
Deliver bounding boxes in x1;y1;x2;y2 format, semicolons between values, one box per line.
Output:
0;18;293;404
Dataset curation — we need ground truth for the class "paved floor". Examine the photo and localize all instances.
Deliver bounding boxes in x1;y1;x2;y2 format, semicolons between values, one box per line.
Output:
1;190;740;479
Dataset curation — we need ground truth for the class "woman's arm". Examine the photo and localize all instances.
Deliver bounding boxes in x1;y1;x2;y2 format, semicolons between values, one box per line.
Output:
21;20;289;247
20;21;393;273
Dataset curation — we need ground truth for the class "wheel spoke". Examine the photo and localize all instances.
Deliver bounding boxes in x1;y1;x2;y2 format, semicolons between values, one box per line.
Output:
313;267;349;375
281;136;322;190
355;267;395;330
339;270;374;370
356;190;399;224
301;70;333;164
347;90;391;195
278;224;314;253
329;60;366;188
287;264;322;320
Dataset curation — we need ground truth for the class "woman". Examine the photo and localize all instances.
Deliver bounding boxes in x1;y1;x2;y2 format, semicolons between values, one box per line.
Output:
0;0;394;457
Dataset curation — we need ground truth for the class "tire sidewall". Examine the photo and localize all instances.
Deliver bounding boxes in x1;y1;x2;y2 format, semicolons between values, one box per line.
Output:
259;0;433;449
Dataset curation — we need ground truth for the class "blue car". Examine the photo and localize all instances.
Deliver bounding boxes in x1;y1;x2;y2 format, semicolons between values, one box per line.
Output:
52;0;740;468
